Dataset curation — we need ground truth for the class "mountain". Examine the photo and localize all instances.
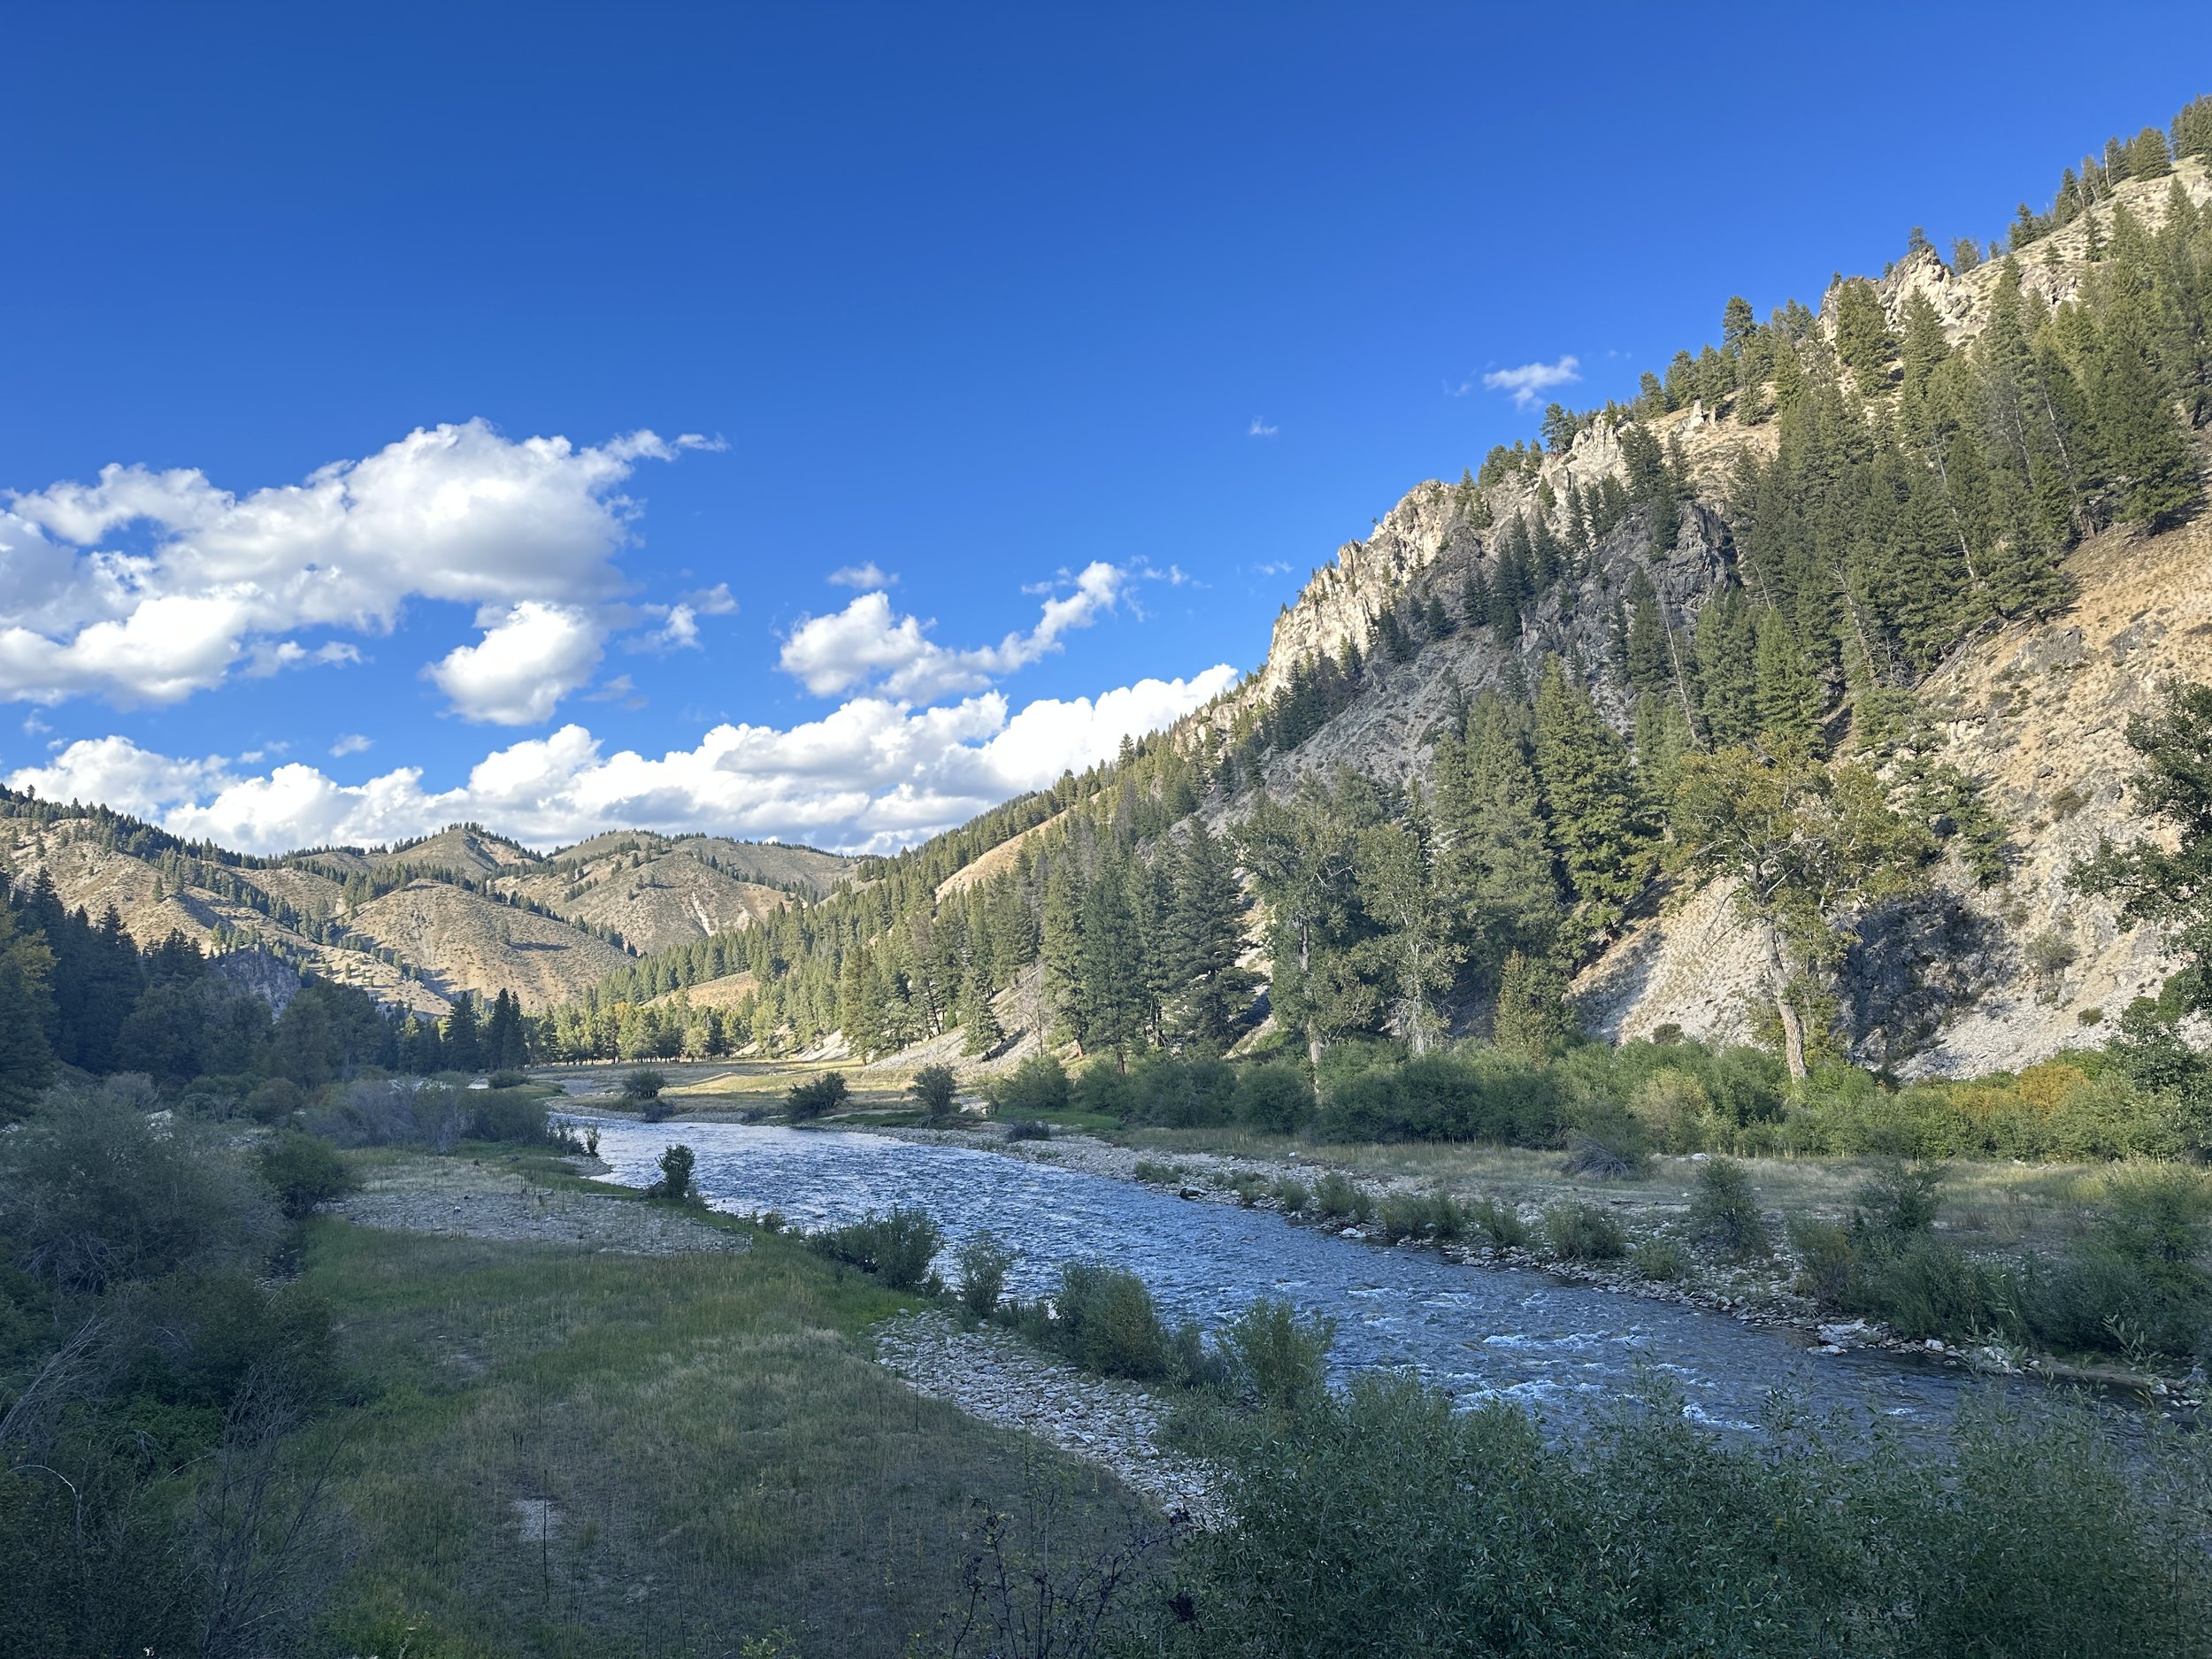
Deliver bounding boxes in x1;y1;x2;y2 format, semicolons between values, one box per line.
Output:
0;797;856;1015
628;107;2212;1083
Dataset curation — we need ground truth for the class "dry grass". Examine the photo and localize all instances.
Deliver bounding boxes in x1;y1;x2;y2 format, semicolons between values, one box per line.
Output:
301;1157;1146;1657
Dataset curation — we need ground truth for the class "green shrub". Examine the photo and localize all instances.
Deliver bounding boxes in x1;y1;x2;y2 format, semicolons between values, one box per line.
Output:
1215;1297;1336;1410
1234;1064;1317;1133
1071;1063;1138;1120
622;1066;666;1102
1855;1162;1946;1237
1428;1188;1466;1242
1688;1159;1770;1260
786;1071;849;1120
1545;1203;1627;1262
1633;1237;1690;1281
1003;1118;1052;1141
810;1206;942;1290
1051;1263;1173;1379
487;1068;530;1089
255;1131;357;1219
1313;1171;1371;1223
957;1228;1017;1318
1379;1192;1434;1241
1161;1375;2212;1659
909;1064;960;1120
1467;1196;1529;1248
987;1053;1070;1116
1131;1054;1238;1127
1272;1176;1310;1215
466;1087;549;1144
244;1076;306;1124
1133;1159;1182;1185
649;1143;695;1203
1314;1050;1562;1146
1230;1171;1269;1208
3;1083;280;1294
1627;1069;1718;1152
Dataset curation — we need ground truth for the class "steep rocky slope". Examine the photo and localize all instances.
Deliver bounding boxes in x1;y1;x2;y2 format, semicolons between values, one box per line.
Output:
1578;509;2212;1076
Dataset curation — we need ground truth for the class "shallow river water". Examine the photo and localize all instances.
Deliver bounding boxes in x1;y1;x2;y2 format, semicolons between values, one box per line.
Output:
577;1114;1993;1432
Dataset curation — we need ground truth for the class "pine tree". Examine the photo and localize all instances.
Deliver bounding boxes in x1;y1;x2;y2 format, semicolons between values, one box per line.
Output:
1533;657;1657;936
443;992;483;1071
1752;611;1826;749
959;962;1004;1056
839;945;883;1057
1077;858;1145;1066
2090;288;2200;529
0;901;56;1120
1493;949;1571;1062
1621;570;1670;696
1435;694;1564;980
1168;820;1254;1052
1832;278;1896;394
1040;861;1086;1045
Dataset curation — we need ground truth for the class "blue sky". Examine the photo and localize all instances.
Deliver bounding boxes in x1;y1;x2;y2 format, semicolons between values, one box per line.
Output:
3;3;2207;854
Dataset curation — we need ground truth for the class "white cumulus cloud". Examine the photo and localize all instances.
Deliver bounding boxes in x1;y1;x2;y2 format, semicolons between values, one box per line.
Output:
426;602;606;725
1481;356;1581;408
779;562;1126;702
0;419;708;718
827;562;895;589
8;664;1239;856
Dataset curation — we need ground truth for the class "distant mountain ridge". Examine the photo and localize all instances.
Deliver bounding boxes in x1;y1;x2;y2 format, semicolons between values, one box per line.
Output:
0;794;856;1015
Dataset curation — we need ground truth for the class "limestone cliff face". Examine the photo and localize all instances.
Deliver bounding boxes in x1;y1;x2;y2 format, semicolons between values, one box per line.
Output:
1844;157;2211;347
1249;419;1640;710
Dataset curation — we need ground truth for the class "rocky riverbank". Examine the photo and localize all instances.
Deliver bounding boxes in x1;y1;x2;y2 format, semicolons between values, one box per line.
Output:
335;1157;749;1255
873;1310;1220;1524
862;1122;2201;1404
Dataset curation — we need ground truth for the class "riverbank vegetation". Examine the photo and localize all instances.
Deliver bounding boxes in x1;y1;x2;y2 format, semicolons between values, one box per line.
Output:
782;1187;2212;1659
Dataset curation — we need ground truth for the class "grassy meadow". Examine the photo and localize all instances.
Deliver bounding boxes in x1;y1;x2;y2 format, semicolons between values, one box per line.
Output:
300;1156;1146;1658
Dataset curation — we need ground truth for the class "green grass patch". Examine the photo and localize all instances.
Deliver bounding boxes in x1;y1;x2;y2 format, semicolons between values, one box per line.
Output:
301;1198;1144;1656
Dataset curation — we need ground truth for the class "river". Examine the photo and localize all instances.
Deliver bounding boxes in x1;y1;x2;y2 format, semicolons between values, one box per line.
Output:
575;1114;1993;1432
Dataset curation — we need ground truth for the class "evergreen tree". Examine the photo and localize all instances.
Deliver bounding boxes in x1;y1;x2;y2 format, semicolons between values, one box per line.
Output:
0;901;56;1120
1493;949;1572;1062
1621;570;1671;696
1237;773;1386;1067
1076;857;1145;1066
1040;861;1087;1045
442;992;483;1071
2089;286;2200;528
1168;820;1255;1052
958;961;1004;1056
1832;278;1896;393
1433;694;1564;983
1533;658;1656;936
839;945;881;1056
1752;611;1826;749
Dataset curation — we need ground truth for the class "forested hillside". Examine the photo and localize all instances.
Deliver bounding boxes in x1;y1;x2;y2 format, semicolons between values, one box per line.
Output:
536;97;2212;1080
